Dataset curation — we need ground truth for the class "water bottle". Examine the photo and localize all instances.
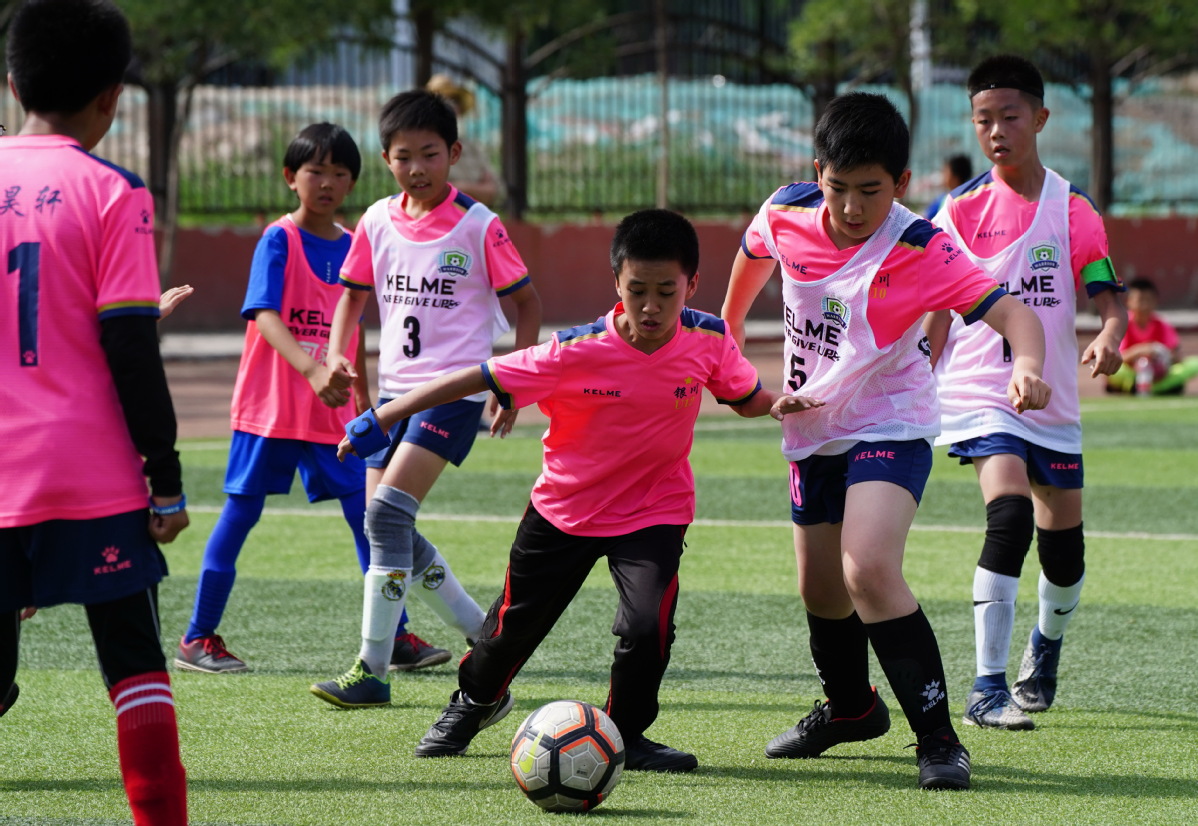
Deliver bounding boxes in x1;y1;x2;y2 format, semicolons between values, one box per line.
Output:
1134;357;1153;397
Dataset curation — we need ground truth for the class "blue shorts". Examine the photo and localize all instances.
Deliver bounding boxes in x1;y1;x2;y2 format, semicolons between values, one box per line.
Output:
949;434;1084;489
224;431;365;503
364;397;485;470
789;439;934;525
0;509;168;611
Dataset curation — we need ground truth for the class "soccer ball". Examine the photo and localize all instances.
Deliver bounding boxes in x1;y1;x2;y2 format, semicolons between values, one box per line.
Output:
509;700;625;813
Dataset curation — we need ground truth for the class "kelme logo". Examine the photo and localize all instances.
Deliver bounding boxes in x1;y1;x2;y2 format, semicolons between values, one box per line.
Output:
438;249;472;276
1028;243;1060;271
822;296;851;329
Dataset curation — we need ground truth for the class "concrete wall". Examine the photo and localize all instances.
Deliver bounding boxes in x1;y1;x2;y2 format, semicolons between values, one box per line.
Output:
167;216;1198;331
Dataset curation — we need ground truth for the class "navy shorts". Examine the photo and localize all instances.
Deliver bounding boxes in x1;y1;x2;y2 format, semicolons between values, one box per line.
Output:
364;397;485;470
224;430;365;503
789;439;934;525
949;434;1084;489
0;509;168;611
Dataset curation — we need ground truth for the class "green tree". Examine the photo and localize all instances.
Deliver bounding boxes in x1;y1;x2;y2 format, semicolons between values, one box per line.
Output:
788;0;933;138
954;0;1198;210
117;0;396;281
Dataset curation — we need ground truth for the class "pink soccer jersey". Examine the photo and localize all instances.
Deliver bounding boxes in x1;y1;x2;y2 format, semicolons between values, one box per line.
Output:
340;186;530;398
1122;315;1179;353
743;183;1003;349
230;216;360;443
482;304;761;537
941;170;1114;288
1;135;162;527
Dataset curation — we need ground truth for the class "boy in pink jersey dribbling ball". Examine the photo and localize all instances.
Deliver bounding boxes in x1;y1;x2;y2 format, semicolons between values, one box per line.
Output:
1;1;187;822
337;209;815;771
722;91;1052;790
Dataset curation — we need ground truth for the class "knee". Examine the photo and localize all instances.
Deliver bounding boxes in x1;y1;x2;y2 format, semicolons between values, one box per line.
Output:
978;494;1034;576
1037;523;1084;586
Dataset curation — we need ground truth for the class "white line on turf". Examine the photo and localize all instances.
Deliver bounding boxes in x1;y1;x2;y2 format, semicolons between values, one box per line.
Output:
183;505;1198;542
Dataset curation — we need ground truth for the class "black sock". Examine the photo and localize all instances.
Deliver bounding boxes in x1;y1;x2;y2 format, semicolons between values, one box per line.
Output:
807;611;874;717
865;607;956;740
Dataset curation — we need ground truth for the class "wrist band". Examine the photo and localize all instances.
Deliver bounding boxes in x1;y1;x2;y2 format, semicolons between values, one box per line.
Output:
149;493;187;515
346;407;392;457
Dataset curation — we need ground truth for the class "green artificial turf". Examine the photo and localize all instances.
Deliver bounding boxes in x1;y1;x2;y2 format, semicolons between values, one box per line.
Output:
2;396;1195;824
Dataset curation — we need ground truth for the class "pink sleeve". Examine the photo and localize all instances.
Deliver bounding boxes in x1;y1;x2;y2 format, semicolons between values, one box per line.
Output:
485;337;561;408
96;186;161;314
339;220;376;289
740;199;774;259
484;216;530;293
707;333;761;404
1068;194;1110;287
921;246;1004;319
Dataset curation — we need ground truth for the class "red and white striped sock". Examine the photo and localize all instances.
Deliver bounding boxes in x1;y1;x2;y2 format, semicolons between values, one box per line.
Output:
109;672;187;826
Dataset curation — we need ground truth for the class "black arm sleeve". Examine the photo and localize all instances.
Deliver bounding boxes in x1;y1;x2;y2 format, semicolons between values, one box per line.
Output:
99;315;183;497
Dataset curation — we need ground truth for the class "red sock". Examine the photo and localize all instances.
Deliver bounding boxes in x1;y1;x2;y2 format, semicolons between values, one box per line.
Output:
109;672;187;826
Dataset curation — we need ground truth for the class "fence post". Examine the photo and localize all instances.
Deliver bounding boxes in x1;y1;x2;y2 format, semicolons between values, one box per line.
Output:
501;25;528;220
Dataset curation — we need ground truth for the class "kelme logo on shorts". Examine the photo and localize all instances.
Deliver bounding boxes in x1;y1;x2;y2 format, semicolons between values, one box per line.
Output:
1028;243;1060;271
438;249;472;276
822;296;850;329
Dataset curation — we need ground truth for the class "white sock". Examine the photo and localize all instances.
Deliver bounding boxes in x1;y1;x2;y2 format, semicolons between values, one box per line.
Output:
412;552;486;641
358;565;410;676
973;567;1019;679
1037;571;1084;641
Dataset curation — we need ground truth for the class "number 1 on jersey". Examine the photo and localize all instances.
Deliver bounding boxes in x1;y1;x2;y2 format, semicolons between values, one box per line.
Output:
7;241;40;367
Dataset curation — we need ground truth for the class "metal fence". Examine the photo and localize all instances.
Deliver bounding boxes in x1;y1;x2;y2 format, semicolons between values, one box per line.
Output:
4;3;1195;219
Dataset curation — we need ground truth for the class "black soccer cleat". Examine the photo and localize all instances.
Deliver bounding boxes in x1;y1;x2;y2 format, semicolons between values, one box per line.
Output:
624;736;698;772
765;687;890;758
1012;629;1062;713
914;728;971;790
414;689;514;757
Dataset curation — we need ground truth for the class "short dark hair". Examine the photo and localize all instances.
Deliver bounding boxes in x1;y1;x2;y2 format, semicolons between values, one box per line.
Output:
1127;277;1158;295
814;92;909;183
968;55;1045;106
378;90;458;152
610;209;700;279
6;0;132;114
284;123;362;180
947;153;974;185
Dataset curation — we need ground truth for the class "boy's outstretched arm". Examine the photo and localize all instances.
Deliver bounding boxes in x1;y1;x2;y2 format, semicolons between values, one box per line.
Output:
254;309;352;407
922;310;953;370
1081;288;1127;378
731;388;825;420
980;294;1052;413
721;250;776;349
489;283;543;437
338;365;491;460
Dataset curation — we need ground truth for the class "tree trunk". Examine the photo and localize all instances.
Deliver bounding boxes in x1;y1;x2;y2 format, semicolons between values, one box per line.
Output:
1089;51;1114;211
501;24;528;219
413;5;436;87
145;80;179;286
812;39;838;140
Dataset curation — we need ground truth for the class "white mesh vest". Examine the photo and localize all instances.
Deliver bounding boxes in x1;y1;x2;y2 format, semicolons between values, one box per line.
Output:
933;169;1080;451
360;199;509;401
761;201;940;461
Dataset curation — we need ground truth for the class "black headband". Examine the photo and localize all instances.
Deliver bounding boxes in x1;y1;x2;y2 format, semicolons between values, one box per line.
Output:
969;81;1044;101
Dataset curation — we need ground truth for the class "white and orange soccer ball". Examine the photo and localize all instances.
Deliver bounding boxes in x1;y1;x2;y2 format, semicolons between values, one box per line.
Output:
509;700;625;813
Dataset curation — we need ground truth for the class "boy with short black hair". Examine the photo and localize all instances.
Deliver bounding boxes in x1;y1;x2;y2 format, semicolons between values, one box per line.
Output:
1;0;187;822
176;122;442;674
723;91;1052;790
311;89;542;707
924;54;1126;731
336;208;807;771
1107;277;1197;395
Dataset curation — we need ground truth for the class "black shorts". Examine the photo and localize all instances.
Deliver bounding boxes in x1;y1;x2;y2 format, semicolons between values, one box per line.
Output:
0;509;168;611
